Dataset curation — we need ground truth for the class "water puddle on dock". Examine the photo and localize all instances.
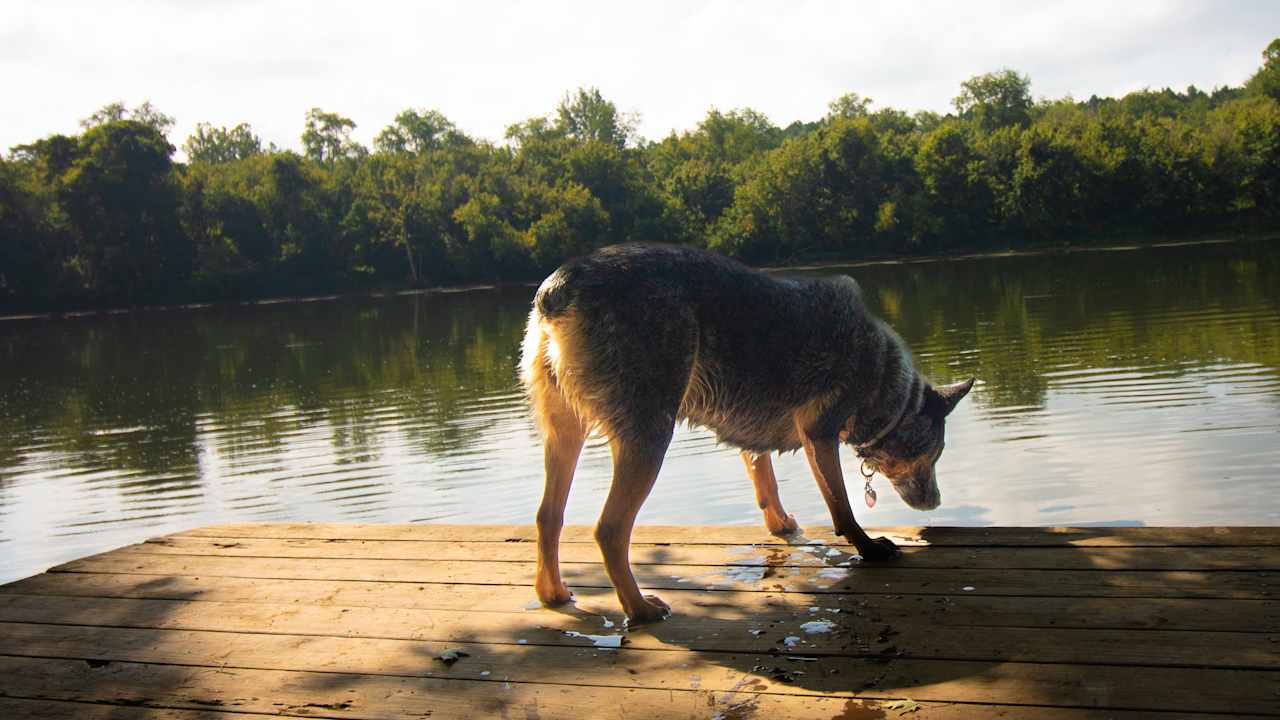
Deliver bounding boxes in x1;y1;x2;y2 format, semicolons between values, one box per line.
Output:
562;630;626;648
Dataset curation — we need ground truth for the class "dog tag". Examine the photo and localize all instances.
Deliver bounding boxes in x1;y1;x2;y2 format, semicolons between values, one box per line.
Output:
864;486;877;508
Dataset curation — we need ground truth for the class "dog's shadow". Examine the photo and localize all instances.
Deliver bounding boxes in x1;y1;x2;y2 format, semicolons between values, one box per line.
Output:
280;524;1215;717
545;524;1188;712
482;528;1005;713
612;531;987;702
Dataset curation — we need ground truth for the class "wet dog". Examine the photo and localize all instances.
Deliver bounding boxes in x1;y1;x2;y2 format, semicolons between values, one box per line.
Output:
520;243;973;623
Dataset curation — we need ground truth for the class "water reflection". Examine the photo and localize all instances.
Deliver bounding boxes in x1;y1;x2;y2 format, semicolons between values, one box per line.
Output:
1;239;1278;582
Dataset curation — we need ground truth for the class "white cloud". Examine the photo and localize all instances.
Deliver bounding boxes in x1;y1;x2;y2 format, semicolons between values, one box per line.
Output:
1;0;1275;154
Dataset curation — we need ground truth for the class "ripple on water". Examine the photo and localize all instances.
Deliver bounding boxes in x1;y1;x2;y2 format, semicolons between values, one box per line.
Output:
1;240;1279;583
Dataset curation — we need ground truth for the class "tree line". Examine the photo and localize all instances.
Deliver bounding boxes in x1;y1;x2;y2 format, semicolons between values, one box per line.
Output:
1;40;1278;311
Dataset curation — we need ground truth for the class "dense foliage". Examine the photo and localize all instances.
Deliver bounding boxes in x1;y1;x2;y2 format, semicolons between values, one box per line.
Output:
2;42;1279;311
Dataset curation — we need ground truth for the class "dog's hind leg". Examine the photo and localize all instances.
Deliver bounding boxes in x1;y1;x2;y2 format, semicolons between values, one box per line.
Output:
741;451;799;535
596;434;673;624
533;390;586;606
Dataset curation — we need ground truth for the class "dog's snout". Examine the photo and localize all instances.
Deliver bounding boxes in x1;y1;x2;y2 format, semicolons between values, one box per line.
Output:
907;488;941;511
889;468;941;511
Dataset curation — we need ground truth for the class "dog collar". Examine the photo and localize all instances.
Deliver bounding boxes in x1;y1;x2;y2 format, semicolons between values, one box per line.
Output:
854;384;914;454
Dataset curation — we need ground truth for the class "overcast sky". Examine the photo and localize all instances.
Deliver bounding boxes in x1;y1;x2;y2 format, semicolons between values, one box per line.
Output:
3;1;1277;154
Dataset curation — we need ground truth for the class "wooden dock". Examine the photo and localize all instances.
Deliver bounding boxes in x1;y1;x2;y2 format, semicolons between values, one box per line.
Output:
0;524;1276;718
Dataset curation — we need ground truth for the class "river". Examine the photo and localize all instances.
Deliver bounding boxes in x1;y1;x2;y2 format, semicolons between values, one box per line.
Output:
2;238;1277;582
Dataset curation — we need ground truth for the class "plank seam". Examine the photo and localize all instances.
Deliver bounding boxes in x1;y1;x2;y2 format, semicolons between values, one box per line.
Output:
0;695;347;719
2;622;1277;672
82;550;1280;572
1;592;1276;633
41;568;1275;600
170;533;1280;548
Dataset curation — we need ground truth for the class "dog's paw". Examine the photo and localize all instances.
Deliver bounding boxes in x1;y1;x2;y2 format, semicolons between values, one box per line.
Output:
766;512;800;536
857;536;900;562
625;595;671;625
535;580;575;606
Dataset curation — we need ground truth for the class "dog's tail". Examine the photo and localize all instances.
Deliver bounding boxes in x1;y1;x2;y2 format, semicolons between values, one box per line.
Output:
523;267;577;398
521;269;592;440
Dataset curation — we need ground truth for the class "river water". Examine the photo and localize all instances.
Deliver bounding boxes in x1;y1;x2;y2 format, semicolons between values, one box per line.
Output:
2;239;1278;582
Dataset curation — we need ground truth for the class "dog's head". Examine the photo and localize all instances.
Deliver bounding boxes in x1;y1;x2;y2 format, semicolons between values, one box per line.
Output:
854;378;973;511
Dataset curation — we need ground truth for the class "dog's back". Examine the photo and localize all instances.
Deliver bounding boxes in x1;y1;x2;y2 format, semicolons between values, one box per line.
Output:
521;243;918;454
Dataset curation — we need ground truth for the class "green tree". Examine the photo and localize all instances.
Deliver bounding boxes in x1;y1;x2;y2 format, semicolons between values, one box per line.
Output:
1205;95;1280;217
454;186;523;271
374;109;462;155
4;56;1280;313
714;116;890;261
520;181;608;267
1008;124;1094;237
349;153;446;283
555;87;636;148
178;157;274;288
954;70;1033;132
691;108;783;165
302;108;363;166
183;123;263;163
81;101;176;136
1246;38;1280;101
0;158;53;304
915;123;990;244
826;92;873;120
56;121;190;302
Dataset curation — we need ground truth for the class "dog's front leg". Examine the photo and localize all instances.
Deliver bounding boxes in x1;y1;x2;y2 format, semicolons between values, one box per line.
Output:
799;432;900;561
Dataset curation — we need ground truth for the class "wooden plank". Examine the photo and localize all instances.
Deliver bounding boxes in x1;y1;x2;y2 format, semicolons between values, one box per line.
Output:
1;633;1275;714
0;699;1251;720
10;656;1250;720
50;549;1279;599
139;535;1280;571
1;594;1274;669
177;522;1280;547
4;698;1228;720
7;571;1273;633
4;522;1279;718
0;697;266;719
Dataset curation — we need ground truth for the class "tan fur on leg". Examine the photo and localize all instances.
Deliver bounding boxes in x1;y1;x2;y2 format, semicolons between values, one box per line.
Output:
524;313;589;605
534;394;585;605
798;420;899;561
740;451;799;535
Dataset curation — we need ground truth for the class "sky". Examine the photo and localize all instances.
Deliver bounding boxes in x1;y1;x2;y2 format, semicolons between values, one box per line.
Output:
2;1;1277;155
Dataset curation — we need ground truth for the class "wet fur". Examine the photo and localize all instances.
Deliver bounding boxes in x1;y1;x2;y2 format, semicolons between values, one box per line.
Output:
521;243;971;621
522;245;922;451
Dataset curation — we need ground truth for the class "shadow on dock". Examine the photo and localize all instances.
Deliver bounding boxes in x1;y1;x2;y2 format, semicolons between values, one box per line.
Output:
0;523;1275;718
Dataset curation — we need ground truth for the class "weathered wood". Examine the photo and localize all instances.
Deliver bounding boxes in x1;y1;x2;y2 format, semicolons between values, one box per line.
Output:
7;656;1247;720
51;549;1279;599
2;645;1276;716
7;571;1273;632
0;696;1256;720
139;535;1280;571
1;595;1274;669
0;698;263;719
176;522;1280;547
3;523;1278;718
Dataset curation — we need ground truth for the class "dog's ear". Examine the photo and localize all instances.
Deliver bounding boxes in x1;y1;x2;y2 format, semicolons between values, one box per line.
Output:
925;378;975;418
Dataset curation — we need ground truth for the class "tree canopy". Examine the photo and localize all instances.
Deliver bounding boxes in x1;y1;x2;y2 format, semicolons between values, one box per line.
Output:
2;43;1279;312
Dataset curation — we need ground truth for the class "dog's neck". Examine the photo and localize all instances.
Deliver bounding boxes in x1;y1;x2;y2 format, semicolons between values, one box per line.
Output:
842;319;922;453
852;384;913;453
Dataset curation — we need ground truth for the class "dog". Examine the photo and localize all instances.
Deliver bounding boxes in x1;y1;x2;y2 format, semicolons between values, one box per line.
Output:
520;243;973;623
